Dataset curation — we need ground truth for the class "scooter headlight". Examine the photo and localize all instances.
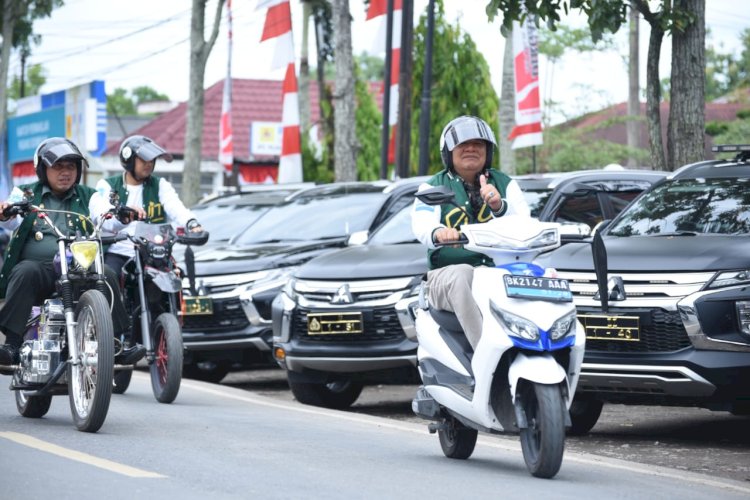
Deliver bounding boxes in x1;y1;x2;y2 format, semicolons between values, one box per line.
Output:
490;301;539;341
549;311;577;340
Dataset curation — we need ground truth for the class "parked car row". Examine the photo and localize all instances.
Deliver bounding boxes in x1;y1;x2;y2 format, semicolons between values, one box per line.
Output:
179;152;750;435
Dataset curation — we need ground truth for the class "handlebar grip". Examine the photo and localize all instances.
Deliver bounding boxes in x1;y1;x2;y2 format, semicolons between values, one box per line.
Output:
2;202;30;218
177;230;209;246
100;234;129;245
434;235;469;248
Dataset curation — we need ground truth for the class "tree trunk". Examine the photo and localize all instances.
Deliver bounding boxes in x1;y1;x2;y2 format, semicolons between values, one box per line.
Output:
667;0;706;170
331;0;357;181
499;35;515;175
183;0;224;206
626;8;640;168
299;1;311;134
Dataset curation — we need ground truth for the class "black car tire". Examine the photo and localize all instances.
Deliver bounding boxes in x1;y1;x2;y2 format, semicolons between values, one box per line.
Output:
183;360;232;384
568;397;604;436
288;378;363;409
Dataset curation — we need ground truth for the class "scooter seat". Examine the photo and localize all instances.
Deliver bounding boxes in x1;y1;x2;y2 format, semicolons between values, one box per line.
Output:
429;308;474;366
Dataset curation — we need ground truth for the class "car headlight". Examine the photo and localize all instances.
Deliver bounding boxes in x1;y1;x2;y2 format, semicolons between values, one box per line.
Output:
490;301;539;341
549;310;577;340
736;301;750;338
708;270;750;289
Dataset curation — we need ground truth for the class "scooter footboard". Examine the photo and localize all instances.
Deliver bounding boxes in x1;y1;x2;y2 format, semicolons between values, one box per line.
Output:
508;352;569;405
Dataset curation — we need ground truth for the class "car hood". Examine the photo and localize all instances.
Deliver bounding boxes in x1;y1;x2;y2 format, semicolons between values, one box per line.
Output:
538;235;750;272
190;239;348;276
296;243;428;280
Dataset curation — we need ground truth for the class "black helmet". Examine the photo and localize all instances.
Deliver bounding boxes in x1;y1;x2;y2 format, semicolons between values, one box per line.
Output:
33;137;86;185
119;135;173;173
439;115;497;170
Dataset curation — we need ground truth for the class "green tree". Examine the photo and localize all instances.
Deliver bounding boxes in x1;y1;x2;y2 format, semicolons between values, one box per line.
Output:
8;62;45;101
486;0;706;172
131;85;169;105
409;0;499;175
106;88;137;117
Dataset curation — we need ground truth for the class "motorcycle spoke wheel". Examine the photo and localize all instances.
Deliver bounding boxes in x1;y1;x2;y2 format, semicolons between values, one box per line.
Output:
68;290;114;433
519;383;566;478
149;313;183;404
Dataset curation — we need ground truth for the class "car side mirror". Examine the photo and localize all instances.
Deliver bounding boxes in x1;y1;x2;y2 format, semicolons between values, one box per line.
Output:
559;222;591;243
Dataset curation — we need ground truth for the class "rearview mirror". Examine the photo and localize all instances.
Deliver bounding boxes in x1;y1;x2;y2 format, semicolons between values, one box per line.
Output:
414;186;456;206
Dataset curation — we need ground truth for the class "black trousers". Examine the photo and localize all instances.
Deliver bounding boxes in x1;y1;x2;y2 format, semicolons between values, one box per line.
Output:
0;259;130;347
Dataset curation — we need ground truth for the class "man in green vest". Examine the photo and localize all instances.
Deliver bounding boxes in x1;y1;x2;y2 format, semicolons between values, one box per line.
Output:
0;137;130;368
90;135;203;280
411;115;530;349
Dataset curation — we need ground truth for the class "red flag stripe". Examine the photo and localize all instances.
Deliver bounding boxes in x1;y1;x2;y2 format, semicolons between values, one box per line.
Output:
282;63;297;93
508;122;542;140
282;126;301;155
261;2;292;41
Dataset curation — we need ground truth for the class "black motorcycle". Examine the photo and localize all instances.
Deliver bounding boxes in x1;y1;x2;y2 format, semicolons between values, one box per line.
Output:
108;214;208;403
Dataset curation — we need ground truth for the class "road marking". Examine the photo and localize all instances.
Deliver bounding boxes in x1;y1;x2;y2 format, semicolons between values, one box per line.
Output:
182;378;750;496
0;431;165;478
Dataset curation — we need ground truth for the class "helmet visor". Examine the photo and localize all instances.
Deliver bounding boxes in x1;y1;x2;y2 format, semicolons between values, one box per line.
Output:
39;143;83;168
443;118;497;151
135;141;173;162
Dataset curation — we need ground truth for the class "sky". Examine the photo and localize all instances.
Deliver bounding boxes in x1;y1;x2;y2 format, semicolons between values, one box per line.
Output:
12;0;750;124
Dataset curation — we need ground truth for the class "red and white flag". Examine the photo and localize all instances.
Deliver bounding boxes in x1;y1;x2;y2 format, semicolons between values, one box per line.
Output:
218;0;234;173
508;17;543;149
367;0;402;164
258;0;302;183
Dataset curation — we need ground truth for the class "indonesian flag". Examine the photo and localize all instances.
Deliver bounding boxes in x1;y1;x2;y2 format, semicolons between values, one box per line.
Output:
508;16;543;149
258;0;302;183
218;0;233;173
367;0;402;164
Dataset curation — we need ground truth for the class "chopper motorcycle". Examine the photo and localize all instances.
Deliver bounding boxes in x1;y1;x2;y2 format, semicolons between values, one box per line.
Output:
0;198;115;433
106;205;208;404
410;186;585;478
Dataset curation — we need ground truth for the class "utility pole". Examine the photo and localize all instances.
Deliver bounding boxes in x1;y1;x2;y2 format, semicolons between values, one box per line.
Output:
417;0;435;176
395;0;413;179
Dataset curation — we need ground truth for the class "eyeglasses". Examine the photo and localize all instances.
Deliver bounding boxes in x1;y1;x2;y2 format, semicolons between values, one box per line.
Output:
49;162;78;172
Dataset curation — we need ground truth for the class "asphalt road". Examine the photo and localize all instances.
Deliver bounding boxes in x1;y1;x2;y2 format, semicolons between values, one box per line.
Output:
222;368;750;485
2;372;749;500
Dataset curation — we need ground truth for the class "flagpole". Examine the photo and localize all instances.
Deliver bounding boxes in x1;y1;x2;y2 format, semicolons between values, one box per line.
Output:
379;0;394;180
417;0;435;176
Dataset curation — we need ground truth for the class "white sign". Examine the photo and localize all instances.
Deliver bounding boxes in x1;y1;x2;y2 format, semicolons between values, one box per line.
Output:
250;121;283;156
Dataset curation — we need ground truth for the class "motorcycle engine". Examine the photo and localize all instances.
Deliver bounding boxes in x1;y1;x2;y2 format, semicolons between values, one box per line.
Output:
19;299;65;384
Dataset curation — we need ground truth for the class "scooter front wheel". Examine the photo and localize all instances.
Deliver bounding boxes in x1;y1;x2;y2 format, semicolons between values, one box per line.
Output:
518;382;566;478
438;415;478;460
150;313;183;404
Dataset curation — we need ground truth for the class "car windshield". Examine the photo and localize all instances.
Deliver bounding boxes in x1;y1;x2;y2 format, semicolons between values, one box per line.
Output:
192;203;272;243
368;204;417;245
608;177;750;236
232;192;387;244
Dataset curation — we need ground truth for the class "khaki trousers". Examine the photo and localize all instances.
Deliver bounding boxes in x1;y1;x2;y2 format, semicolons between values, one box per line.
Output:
425;263;483;349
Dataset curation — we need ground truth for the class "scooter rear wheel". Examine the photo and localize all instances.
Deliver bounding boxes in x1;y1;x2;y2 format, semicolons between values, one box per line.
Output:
438;415;478;459
519;382;566;478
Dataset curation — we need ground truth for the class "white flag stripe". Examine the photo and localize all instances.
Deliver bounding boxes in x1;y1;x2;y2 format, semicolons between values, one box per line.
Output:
255;0;287;11
277;153;303;183
388;84;399;126
511;132;543;150
270;31;295;69
282;92;300;126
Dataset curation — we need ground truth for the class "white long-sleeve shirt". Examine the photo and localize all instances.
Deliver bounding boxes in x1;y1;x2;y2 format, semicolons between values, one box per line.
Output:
411;178;530;249
90;176;197;258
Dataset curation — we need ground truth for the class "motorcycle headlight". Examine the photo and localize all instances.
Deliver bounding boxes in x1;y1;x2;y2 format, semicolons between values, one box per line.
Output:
70;241;98;270
708;270;750;289
549;311;577;340
490;301;539;341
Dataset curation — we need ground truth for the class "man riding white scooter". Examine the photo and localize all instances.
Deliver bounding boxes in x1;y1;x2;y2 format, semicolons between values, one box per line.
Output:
411;115;530;349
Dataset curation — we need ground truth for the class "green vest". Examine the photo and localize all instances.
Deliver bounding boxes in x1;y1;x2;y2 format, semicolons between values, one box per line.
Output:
0;182;95;298
107;174;166;223
426;168;512;270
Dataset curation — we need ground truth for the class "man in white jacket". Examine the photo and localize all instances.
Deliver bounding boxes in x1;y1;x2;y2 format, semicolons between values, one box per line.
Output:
411;116;530;349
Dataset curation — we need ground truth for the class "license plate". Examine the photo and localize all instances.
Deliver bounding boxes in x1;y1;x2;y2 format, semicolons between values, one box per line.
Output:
183;296;213;316
503;275;573;302
307;312;363;335
580;314;640;341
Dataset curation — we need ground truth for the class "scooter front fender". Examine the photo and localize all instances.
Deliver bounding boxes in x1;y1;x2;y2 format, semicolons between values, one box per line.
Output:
508;352;567;403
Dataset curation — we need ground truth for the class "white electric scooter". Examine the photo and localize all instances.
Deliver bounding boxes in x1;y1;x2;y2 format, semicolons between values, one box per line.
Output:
410;186;585;478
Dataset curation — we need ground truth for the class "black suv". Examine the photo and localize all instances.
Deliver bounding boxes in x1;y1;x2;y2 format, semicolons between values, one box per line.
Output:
180;180;423;382
537;146;750;433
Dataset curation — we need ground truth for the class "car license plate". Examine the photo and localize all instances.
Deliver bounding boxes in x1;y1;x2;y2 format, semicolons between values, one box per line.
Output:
183;296;214;316
307;312;363;335
503;275;573;302
580;314;640;341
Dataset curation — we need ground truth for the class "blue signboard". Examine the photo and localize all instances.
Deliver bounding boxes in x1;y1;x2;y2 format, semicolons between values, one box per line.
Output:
7;107;66;163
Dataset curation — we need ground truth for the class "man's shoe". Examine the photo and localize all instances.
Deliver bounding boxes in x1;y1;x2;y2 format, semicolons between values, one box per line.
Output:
0;344;19;374
115;344;146;365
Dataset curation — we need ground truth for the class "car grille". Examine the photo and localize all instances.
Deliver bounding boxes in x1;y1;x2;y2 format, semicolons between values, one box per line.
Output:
182;297;249;333
580;308;691;353
291;306;405;342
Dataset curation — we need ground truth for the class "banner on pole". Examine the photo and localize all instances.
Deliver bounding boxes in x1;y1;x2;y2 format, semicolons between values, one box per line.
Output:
508;17;543;149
